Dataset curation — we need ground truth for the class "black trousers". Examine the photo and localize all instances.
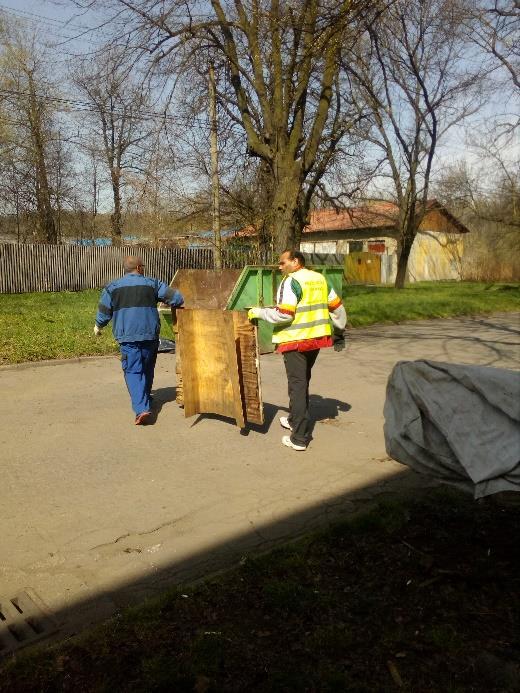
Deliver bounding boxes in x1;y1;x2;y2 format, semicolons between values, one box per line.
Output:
282;349;320;447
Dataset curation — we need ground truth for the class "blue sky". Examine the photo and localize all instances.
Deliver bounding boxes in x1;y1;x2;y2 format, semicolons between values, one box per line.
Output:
0;0;107;59
3;0;518;204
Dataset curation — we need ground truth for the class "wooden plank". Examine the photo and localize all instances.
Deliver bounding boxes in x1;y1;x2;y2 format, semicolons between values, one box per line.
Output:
232;311;264;425
224;312;246;428
170;269;241;309
345;252;381;284
169;307;184;407
177;309;245;428
11;590;57;637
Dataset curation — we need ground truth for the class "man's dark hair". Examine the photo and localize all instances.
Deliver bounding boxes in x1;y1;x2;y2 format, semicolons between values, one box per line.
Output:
285;249;306;267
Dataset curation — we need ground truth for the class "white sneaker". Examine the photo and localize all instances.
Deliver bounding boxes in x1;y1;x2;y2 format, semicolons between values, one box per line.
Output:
282;435;306;451
279;416;292;431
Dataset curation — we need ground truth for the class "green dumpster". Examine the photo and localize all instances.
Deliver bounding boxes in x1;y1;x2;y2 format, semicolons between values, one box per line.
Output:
225;265;344;354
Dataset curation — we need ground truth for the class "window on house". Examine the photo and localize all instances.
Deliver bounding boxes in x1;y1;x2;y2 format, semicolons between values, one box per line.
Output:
348;241;363;253
368;240;386;254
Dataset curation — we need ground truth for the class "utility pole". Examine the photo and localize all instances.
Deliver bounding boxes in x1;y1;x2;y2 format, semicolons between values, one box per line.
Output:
209;61;222;270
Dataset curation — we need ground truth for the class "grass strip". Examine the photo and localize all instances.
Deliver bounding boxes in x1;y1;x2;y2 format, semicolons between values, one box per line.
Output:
344;281;520;327
1;282;518;364
0;289;173;364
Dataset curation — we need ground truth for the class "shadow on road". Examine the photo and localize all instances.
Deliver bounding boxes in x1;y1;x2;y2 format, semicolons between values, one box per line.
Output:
148;387;177;424
0;467;429;659
185;399;352;437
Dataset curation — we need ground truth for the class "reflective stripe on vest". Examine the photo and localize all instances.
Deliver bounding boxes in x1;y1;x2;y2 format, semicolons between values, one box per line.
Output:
272;268;332;344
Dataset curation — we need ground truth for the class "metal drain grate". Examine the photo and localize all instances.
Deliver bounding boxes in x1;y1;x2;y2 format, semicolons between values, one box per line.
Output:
0;591;57;656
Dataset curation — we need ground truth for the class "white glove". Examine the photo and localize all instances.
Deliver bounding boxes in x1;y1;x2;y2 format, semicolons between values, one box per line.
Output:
93;324;102;336
247;307;262;321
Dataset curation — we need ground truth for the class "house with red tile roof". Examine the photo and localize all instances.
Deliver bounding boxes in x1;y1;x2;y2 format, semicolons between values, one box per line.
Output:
237;199;469;283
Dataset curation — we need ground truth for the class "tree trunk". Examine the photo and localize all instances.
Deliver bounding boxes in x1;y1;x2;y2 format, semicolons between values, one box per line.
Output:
34;179;56;244
395;225;416;288
15;194;20;245
110;170;122;246
36;171;56;243
209;62;222;270
92;164;98;240
266;160;304;253
28;76;56;244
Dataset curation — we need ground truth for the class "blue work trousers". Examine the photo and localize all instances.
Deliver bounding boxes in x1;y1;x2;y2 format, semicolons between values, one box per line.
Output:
120;340;158;415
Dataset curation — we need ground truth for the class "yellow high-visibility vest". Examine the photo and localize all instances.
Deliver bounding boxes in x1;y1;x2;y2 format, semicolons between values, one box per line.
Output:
272;268;332;344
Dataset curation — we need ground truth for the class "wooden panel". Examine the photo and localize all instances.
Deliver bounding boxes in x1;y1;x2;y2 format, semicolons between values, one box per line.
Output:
177;309;263;428
232;312;264;426
171;308;184;406
170;269;241;309
177;309;245;428
345;252;381;284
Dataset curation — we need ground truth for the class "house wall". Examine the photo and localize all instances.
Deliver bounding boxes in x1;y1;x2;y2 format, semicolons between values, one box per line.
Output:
418;209;461;234
301;232;398;256
302;233;399;284
301;240;338;254
301;229;463;283
407;231;464;281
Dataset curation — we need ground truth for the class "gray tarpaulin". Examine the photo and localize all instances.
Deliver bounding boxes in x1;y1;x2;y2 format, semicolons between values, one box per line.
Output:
384;360;520;498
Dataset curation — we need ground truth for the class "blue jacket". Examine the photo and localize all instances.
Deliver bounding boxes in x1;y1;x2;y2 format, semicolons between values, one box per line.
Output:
95;273;184;343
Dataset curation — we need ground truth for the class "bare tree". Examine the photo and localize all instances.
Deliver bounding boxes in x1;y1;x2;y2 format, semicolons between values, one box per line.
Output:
345;0;484;287
0;156;34;242
73;0;375;251
0;19;58;243
438;124;519;232
73;45;157;245
470;0;519;91
435;116;520;280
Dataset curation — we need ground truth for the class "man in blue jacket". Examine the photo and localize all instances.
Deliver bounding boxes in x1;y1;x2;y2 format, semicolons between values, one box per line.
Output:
94;255;184;425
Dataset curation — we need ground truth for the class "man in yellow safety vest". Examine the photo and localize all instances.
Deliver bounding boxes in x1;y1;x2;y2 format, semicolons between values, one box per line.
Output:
248;250;347;451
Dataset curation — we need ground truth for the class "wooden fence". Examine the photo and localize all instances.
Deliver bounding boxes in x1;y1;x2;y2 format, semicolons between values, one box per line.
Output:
0;244;258;294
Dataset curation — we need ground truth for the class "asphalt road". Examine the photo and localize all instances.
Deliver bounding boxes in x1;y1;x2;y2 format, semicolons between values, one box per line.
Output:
1;312;518;646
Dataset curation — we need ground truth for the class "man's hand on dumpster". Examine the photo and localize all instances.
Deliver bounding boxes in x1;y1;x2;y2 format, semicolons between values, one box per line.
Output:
248;307;261;322
333;331;346;352
93;324;103;337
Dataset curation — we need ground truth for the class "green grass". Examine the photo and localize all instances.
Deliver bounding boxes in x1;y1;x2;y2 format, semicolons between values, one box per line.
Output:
344;281;520;327
0;281;518;364
0;290;174;364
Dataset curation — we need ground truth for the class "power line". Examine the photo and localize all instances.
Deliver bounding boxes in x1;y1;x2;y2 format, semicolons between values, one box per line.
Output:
0;87;210;128
0;2;111;38
0;3;114;51
0;3;85;31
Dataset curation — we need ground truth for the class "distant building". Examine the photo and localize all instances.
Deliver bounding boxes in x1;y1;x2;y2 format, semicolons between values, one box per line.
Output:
238;200;469;283
68;236;141;247
301;201;468;282
156;229;238;249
